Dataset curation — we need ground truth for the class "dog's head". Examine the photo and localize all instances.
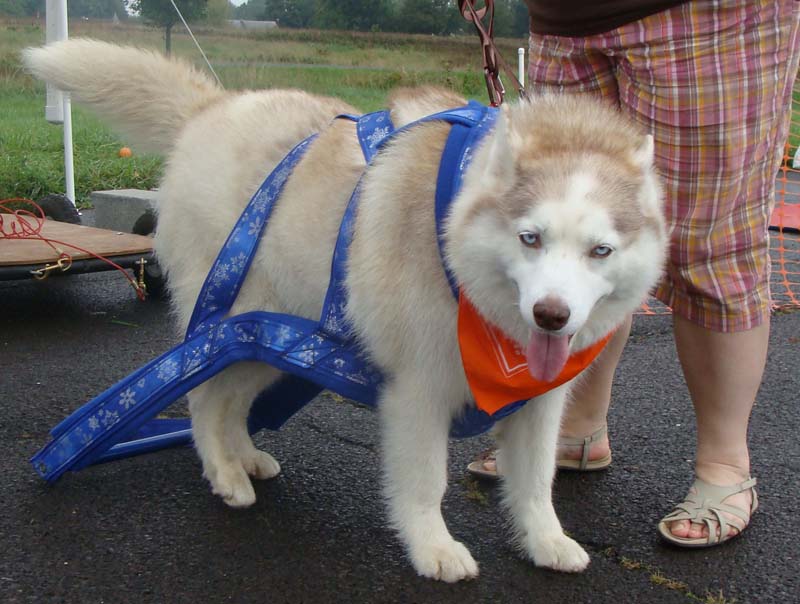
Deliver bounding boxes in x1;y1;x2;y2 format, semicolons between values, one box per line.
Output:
446;95;667;382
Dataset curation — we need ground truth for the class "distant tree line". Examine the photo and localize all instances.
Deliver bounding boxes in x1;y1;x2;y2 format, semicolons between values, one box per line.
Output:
233;0;529;37
0;0;128;18
0;0;528;38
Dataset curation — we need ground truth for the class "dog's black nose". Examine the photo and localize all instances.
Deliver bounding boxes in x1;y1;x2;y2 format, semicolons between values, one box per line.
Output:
533;297;570;331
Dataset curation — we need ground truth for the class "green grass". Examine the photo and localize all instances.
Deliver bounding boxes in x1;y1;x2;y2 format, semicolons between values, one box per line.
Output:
0;18;524;207
787;88;800;160
0;88;162;206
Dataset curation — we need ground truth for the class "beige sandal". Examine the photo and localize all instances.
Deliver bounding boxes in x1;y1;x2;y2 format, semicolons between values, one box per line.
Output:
555;426;613;471
466;425;612;480
657;477;758;548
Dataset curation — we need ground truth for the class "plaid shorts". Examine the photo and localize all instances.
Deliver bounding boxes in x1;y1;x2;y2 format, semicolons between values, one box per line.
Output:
528;0;800;331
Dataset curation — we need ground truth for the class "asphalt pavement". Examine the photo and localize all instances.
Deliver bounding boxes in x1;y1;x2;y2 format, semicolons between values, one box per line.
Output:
2;257;799;603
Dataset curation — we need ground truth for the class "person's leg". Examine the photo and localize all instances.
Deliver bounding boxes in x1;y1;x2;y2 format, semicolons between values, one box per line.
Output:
557;315;632;463
614;0;800;542
665;315;768;539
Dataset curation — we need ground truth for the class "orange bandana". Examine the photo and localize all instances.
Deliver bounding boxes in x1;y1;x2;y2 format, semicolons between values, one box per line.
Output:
457;293;613;416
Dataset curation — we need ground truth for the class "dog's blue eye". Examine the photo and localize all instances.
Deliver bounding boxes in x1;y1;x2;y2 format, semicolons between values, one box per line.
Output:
519;232;541;248
591;245;614;258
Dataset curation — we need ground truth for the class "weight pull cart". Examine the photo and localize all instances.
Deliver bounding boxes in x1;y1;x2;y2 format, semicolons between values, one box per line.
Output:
0;195;158;294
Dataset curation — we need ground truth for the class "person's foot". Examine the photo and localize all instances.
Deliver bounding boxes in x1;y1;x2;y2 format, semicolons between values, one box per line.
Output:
661;463;755;543
557;426;611;468
466;426;612;478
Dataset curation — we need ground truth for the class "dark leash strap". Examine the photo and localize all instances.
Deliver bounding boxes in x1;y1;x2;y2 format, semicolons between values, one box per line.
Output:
458;0;526;106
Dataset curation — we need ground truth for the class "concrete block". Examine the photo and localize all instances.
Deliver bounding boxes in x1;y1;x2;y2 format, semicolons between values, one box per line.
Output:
90;189;158;233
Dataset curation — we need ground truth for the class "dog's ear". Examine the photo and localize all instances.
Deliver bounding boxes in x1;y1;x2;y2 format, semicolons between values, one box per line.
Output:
632;133;664;218
481;104;517;187
631;134;655;170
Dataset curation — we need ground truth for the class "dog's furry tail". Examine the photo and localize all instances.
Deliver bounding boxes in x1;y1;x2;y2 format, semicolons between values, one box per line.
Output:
22;38;225;154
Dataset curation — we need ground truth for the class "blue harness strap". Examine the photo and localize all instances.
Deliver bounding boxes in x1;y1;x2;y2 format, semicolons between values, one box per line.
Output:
31;102;502;483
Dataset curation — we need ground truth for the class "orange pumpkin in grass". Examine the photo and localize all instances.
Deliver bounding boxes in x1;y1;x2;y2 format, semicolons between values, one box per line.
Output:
118;146;132;158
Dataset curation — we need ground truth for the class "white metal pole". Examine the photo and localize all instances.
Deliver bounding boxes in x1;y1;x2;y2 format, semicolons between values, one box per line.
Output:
518;47;525;88
45;0;76;206
63;98;76;205
44;3;63;124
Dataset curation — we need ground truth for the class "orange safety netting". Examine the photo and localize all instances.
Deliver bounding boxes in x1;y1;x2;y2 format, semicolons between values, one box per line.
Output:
639;87;800;316
771;139;800;312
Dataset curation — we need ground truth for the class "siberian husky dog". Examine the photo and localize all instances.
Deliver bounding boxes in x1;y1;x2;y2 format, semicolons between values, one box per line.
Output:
24;40;666;582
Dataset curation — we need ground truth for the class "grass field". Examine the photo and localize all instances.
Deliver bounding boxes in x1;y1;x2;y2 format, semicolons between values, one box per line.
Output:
0;18;525;207
3;18;800;208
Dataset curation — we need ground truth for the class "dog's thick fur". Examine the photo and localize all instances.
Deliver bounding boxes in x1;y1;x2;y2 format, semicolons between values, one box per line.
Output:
24;40;667;582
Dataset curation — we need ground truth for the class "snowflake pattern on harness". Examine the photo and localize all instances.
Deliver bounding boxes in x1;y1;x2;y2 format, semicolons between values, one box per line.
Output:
271;324;294;349
230;252;247;274
183;346;205;375
252;189;270;213
119;387;137;410
211;263;230;288
293;347;320;366
270;163;293;189
247;218;263;237
235;324;257;343
101;409;120;428
157;359;179;383
322;303;346;335
366;126;390;149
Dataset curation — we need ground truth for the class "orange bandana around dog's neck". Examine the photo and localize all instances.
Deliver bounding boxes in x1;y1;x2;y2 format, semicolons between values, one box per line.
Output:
457;292;613;416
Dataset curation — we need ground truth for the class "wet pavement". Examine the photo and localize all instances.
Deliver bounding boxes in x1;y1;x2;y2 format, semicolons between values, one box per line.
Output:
1;257;799;603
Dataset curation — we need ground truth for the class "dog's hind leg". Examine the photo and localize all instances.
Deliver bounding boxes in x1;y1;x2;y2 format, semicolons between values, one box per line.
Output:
494;383;590;572
380;373;479;583
189;361;282;508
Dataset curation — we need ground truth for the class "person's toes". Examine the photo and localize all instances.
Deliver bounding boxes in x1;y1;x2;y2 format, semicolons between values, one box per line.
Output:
688;521;707;539
668;519;691;538
669;514;746;541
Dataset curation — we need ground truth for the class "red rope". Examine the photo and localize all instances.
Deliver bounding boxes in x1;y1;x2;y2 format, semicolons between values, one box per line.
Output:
1;198;146;300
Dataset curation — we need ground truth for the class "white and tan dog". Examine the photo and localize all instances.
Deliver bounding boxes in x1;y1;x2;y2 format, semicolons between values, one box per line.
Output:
24;40;666;582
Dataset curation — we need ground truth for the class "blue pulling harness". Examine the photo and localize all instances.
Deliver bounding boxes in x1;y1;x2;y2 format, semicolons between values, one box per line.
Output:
31;101;515;484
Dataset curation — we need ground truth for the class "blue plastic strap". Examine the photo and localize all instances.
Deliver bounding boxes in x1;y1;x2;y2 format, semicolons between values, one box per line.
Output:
434;104;498;298
319;176;362;338
356;110;394;163
435;123;472;298
316;103;490;354
186;134;318;337
31;310;386;482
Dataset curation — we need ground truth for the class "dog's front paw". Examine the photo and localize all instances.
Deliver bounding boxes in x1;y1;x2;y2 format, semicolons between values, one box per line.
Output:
528;533;590;573
241;450;281;480
207;464;257;508
410;540;479;583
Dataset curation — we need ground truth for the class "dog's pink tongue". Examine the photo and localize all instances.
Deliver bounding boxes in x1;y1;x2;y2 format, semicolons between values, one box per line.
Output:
526;331;570;383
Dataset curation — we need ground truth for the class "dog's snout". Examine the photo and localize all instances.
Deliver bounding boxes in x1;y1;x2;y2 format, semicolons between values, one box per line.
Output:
533;296;570;331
